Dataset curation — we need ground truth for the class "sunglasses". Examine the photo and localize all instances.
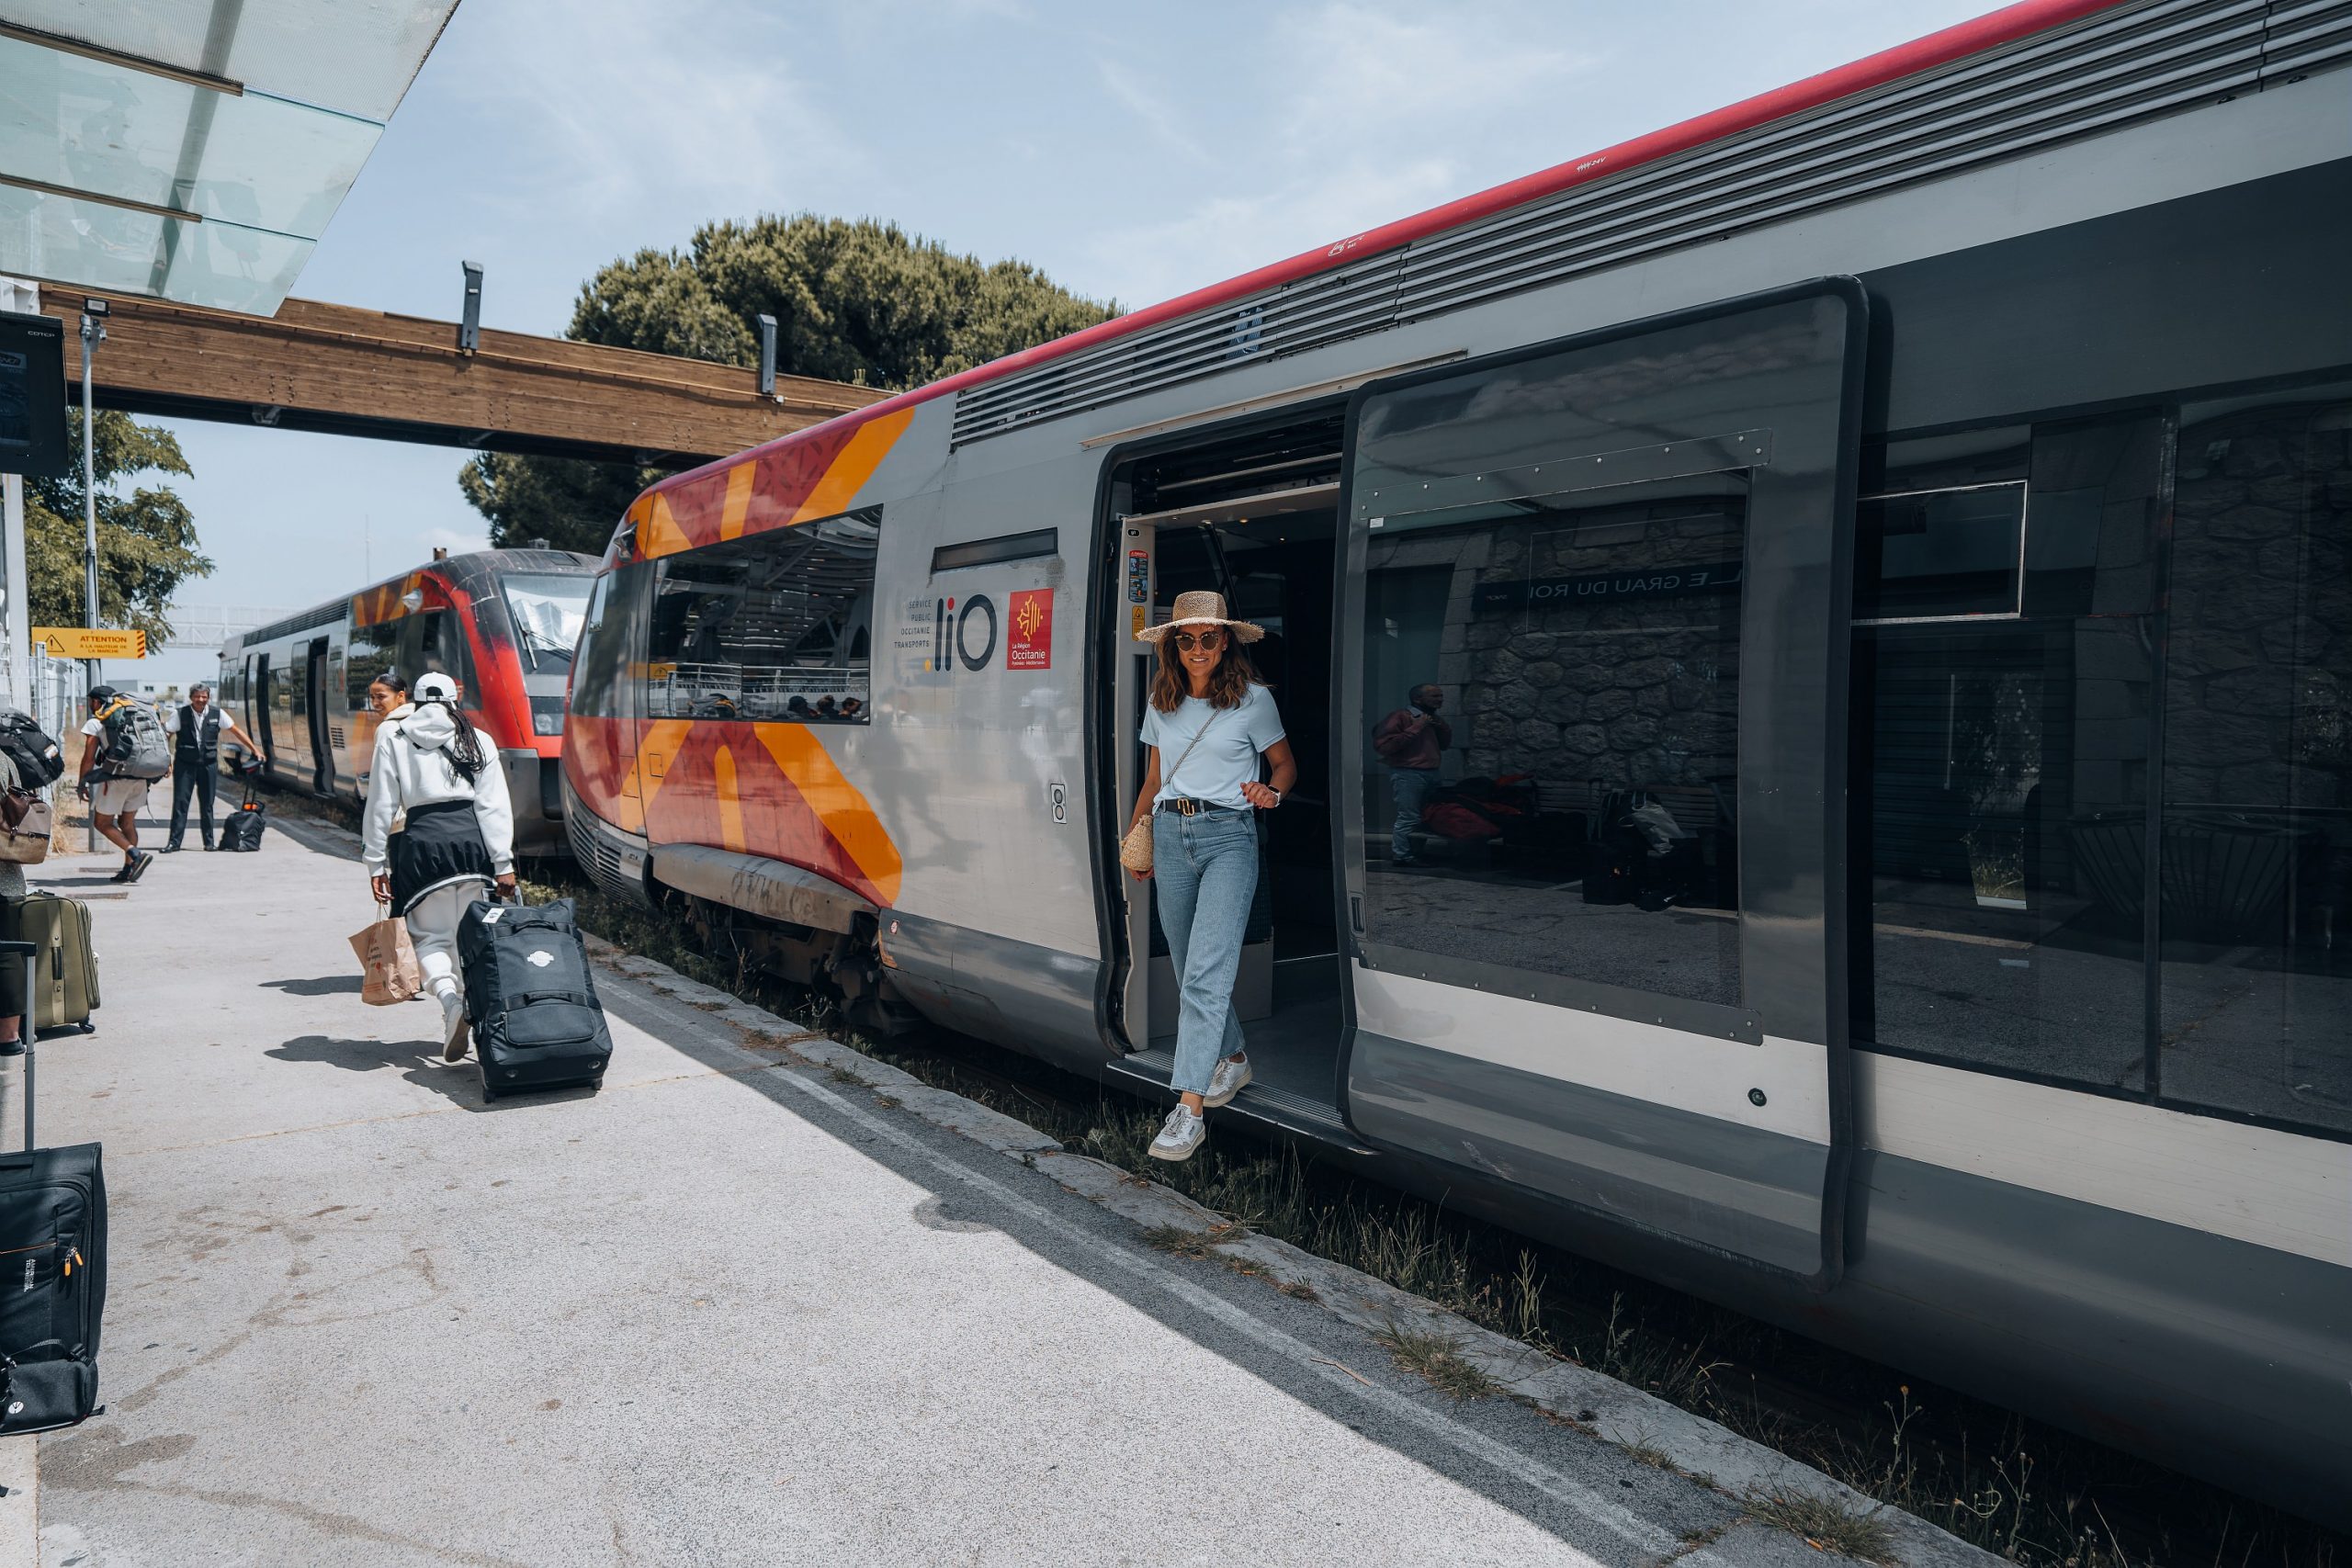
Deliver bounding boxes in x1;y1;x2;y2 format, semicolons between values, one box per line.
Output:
1173;628;1226;651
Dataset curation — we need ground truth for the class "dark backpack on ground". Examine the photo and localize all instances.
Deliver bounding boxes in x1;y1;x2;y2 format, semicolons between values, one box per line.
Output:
0;939;107;1435
96;702;167;782
0;712;64;788
220;793;266;852
458;898;612;1101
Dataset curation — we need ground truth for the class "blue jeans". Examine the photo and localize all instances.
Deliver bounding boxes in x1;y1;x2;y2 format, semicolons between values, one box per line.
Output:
1389;768;1435;861
1152;808;1256;1096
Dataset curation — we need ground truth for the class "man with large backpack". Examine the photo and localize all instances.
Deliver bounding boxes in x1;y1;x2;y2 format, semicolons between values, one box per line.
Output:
75;686;168;884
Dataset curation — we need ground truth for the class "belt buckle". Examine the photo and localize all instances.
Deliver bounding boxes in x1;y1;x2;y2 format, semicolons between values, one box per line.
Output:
1174;798;1197;817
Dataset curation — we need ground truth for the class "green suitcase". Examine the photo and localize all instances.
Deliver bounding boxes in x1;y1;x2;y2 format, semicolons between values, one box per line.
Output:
3;893;98;1036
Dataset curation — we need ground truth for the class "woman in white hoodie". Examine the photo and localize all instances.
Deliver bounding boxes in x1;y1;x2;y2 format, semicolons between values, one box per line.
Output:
361;671;516;1061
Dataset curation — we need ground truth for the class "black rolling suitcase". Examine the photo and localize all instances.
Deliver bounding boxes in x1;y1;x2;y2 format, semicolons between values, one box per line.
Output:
0;939;107;1434
458;897;612;1101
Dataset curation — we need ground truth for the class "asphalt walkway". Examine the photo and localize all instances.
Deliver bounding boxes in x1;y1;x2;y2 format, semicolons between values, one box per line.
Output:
17;813;1836;1567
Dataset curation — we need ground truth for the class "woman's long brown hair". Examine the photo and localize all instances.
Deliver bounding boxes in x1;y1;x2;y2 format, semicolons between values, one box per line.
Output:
1149;633;1261;714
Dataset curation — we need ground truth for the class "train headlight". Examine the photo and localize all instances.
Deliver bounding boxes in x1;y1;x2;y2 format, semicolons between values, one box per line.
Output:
531;697;566;736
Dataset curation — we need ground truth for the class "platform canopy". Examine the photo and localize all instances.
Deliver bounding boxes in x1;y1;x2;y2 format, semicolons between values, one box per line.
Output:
0;1;458;315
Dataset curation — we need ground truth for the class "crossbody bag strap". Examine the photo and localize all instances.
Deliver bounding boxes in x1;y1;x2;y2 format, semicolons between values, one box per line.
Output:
1161;709;1225;787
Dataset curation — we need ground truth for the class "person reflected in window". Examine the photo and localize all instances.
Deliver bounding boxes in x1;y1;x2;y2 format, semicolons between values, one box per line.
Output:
814;696;839;721
1372;684;1450;866
839;698;864;720
786;696;814;722
1122;592;1297;1164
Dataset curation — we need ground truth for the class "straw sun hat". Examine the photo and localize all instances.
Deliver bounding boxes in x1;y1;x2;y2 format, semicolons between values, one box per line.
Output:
1138;590;1264;644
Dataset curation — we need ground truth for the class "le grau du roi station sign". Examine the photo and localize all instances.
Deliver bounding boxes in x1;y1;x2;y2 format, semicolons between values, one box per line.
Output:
34;627;147;659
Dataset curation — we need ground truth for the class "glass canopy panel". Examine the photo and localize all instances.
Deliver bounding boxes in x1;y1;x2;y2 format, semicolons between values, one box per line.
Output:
0;37;379;240
0;186;311;314
3;0;458;121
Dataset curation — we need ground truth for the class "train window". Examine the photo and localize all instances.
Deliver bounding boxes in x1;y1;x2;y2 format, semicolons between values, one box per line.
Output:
502;574;591;673
1853;483;2025;621
1356;482;1747;1008
2160;378;2352;1134
346;619;400;704
644;509;880;724
567;570;630;719
1850;414;2161;1090
266;661;300;759
407;608;475;692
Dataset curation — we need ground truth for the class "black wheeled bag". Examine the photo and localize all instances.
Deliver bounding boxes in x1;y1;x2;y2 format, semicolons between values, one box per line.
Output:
2;893;98;1036
220;792;267;852
0;939;107;1434
458;897;611;1100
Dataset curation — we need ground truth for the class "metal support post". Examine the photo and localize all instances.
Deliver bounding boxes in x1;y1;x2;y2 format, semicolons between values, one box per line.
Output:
78;300;106;852
756;313;778;398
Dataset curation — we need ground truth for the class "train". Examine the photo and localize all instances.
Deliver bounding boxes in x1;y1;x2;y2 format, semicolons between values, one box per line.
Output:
219;547;598;855
557;0;2352;1524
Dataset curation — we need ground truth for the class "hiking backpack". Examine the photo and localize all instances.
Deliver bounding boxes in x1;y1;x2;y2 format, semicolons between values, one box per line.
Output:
96;701;169;782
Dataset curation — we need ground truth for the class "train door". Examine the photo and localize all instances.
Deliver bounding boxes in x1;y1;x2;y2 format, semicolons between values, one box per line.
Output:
249;655;272;766
1102;409;1354;1134
1334;284;1866;1284
303;637;334;792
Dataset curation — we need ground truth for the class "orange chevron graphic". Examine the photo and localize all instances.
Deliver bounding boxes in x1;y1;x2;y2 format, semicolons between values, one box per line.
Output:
630;406;913;562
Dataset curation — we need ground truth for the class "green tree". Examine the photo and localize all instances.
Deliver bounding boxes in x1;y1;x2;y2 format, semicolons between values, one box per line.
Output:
26;412;212;641
460;215;1116;553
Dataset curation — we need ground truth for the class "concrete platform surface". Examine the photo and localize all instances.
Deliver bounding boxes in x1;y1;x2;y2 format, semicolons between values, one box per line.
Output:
17;822;1834;1567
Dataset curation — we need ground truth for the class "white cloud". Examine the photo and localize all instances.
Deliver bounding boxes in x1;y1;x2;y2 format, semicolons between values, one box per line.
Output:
431;0;870;231
1076;0;1595;308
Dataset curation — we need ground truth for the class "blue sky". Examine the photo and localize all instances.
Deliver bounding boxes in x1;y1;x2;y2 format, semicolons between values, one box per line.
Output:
150;0;1992;626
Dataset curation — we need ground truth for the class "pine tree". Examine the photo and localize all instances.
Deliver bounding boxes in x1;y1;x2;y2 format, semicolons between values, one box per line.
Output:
460;216;1114;554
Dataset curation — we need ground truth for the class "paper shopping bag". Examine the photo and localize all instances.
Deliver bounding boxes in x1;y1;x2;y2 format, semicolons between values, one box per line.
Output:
349;907;424;1006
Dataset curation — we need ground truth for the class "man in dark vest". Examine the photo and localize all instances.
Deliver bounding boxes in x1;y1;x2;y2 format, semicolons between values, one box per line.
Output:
163;682;262;852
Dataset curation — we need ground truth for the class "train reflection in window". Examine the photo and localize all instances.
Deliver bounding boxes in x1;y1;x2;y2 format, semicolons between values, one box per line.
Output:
1361;484;1745;1009
2160;381;2352;1133
644;509;880;724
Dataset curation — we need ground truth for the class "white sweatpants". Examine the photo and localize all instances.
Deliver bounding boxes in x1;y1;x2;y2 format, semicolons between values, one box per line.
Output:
404;880;490;1020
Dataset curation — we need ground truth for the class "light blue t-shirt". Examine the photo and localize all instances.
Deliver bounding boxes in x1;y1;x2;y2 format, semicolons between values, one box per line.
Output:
1142;684;1285;809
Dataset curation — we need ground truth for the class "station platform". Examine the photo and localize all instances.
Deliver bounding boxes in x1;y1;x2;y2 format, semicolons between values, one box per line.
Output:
2;813;1939;1567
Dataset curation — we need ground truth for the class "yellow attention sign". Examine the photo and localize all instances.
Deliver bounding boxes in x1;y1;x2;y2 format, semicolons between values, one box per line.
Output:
33;627;147;660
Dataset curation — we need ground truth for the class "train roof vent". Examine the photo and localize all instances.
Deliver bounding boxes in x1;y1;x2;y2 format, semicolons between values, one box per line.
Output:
951;255;1405;447
949;0;2333;450
242;603;345;646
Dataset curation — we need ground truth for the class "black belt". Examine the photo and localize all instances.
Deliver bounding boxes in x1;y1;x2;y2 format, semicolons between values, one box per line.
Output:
1159;797;1246;817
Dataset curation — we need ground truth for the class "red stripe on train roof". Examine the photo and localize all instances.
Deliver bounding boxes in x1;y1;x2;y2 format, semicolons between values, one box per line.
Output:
650;0;2132;500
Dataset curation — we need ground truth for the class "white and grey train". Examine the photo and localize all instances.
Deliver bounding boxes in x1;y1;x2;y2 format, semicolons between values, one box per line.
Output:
558;1;2352;1521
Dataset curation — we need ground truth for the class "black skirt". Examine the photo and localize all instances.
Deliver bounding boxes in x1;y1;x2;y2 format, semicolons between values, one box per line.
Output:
388;799;495;917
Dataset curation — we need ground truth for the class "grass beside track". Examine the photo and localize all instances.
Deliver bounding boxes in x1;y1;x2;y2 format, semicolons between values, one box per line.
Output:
267;792;2341;1567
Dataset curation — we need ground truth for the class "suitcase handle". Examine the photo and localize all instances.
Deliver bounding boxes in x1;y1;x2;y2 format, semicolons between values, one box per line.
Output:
509;988;592;1010
0;940;38;1149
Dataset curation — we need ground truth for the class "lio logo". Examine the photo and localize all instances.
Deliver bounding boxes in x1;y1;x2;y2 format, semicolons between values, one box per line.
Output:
931;594;998;673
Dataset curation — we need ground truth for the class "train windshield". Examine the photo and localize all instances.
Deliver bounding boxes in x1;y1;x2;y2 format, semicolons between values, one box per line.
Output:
501;574;593;673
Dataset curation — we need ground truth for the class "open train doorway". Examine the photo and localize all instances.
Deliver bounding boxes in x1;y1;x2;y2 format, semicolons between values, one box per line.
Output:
1102;408;1351;1134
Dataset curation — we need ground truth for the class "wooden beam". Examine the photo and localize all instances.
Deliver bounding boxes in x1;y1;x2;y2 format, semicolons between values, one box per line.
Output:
39;292;888;464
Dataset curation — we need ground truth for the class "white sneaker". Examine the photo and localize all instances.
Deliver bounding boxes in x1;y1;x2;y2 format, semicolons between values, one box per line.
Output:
1203;1054;1252;1109
441;998;471;1063
1148;1106;1205;1162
